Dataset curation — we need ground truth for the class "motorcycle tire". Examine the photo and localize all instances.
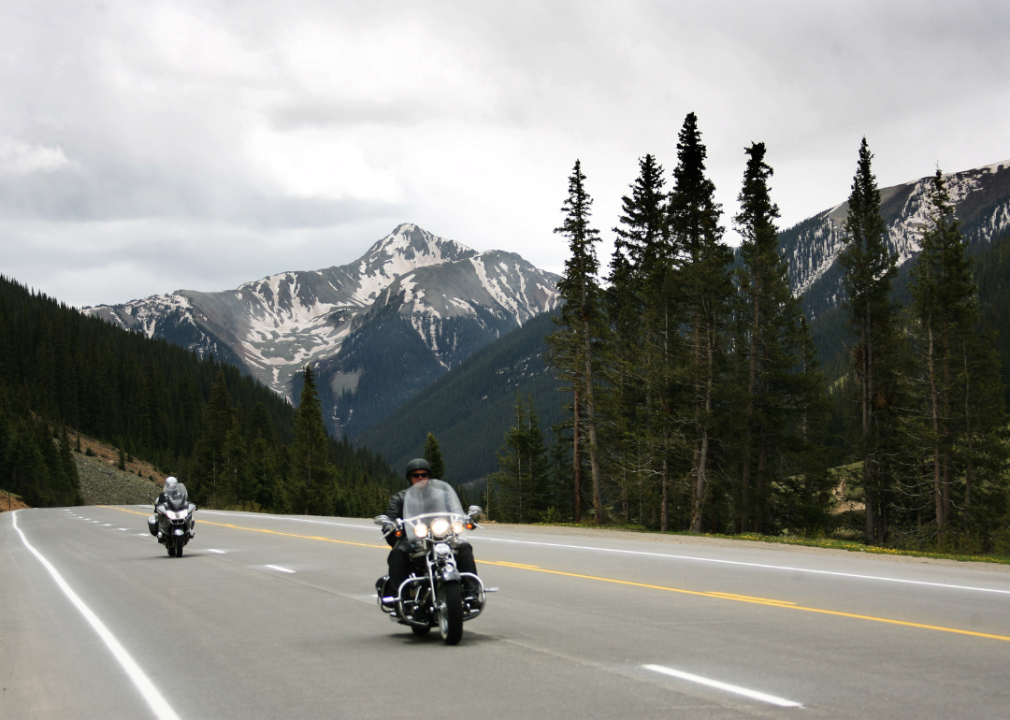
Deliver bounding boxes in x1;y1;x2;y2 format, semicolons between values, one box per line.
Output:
167;543;176;557
176;539;184;558
411;624;431;637
437;582;463;645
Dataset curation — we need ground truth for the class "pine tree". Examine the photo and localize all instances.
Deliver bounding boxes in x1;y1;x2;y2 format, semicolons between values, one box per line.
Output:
491;394;549;523
192;371;236;506
423;431;447;480
546;160;608;522
837;138;900;545
668;113;733;533
909;169;1010;539
290;364;336;515
609;153;679;530
733;142;832;533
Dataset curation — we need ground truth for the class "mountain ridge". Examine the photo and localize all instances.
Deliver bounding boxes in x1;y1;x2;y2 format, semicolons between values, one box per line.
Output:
86;223;560;438
781;159;1010;317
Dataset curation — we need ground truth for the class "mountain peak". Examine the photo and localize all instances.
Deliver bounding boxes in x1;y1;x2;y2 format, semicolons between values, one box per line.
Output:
359;224;476;276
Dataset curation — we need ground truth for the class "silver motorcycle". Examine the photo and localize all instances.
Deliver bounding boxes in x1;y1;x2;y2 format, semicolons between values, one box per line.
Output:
374;479;495;645
148;486;196;557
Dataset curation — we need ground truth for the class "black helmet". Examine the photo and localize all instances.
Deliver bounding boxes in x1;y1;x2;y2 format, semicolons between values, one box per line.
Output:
405;458;431;478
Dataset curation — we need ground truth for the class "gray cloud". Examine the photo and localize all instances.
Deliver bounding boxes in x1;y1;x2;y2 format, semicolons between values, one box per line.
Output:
2;0;1010;307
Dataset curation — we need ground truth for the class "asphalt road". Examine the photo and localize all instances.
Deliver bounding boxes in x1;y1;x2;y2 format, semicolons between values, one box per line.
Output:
4;506;1010;719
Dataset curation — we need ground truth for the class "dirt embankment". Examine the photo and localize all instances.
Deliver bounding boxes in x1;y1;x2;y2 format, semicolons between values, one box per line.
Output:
72;434;166;506
0;490;30;512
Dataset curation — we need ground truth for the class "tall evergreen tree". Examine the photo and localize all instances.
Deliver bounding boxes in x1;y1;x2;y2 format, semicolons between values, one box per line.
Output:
490;394;549;523
191;371;236;506
909;169;1010;538
609;153;678;530
547;160;608;522
290;364;336;515
837;138;900;544
733;142;832;532
423;431;447;480
668;113;733;533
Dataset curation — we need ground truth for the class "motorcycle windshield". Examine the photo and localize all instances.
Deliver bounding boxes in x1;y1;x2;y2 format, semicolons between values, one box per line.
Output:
402;479;465;542
164;486;189;511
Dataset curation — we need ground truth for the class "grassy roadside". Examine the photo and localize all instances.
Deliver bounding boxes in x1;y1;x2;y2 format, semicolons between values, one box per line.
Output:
690;531;1010;566
523;520;1010;566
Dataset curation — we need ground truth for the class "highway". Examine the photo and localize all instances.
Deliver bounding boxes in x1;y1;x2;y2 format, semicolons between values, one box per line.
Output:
3;506;1010;719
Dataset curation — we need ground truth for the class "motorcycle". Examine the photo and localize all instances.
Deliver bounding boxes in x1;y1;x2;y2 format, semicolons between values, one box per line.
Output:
148;486;196;557
374;478;495;645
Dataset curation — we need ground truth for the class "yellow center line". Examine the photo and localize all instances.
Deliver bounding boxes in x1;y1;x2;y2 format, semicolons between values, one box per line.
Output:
479;560;1010;643
103;506;1010;643
103;506;388;550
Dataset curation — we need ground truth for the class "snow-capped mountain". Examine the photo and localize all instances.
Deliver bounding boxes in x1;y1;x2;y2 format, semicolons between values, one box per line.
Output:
780;160;1010;318
86;224;560;437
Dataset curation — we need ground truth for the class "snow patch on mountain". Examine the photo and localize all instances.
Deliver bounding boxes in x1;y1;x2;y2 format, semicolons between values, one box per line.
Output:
85;223;560;407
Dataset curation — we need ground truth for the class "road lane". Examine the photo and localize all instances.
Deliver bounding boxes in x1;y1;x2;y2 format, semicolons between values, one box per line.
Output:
5;506;1010;719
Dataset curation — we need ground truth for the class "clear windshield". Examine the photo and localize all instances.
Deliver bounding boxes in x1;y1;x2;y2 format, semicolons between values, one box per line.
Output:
402;479;465;542
164;485;189;511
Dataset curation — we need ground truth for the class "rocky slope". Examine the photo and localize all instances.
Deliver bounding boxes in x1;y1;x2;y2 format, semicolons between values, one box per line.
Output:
86;223;560;437
780;160;1010;317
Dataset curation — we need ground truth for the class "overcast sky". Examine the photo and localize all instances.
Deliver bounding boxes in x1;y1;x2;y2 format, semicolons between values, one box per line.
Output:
3;0;1009;308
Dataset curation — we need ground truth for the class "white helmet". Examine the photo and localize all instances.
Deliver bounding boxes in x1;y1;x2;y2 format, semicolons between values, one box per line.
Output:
165;477;179;490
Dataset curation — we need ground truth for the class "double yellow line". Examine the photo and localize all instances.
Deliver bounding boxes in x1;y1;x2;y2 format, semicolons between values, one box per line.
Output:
107;506;1010;644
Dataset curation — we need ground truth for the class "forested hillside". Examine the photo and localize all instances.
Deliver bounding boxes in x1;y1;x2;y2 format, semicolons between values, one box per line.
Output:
356;310;565;481
809;228;1010;402
518;125;1010;555
0;276;399;513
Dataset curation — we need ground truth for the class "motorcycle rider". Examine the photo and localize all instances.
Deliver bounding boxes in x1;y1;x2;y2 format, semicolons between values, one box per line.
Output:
382;459;480;606
155;476;188;510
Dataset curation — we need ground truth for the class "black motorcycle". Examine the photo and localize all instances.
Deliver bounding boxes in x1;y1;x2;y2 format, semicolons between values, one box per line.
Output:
148;488;196;557
374;479;494;645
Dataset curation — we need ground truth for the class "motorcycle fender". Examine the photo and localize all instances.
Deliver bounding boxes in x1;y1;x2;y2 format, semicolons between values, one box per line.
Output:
441;566;460;583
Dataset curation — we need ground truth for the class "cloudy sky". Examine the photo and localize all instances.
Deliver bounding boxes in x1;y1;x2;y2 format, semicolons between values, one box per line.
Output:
3;0;1009;308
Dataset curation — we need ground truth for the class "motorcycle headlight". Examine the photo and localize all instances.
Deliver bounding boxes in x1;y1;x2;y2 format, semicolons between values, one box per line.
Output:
451;520;465;535
413;522;428;539
430;518;450;539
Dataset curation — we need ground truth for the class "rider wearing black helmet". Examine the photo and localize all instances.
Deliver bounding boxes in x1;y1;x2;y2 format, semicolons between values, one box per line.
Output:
382;459;479;607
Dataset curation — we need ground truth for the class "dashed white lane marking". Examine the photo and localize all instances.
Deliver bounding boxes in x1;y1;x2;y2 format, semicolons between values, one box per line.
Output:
265;564;295;574
207;549;227;554
118;528;127;532
198;512;1010;596
103;524;112;527
643;664;802;708
137;534;148;537
12;511;182;720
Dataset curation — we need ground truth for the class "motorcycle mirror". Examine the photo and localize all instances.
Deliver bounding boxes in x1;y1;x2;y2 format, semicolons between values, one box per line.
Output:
373;515;390;527
467;505;482;519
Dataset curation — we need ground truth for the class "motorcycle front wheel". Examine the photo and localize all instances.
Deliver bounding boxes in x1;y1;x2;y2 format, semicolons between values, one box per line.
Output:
175;538;184;557
437;582;463;645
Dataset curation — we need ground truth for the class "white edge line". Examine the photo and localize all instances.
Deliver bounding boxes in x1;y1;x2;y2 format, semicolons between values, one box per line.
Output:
12;511;182;720
643;664;802;708
265;564;295;573
196;511;1010;596
471;537;1010;596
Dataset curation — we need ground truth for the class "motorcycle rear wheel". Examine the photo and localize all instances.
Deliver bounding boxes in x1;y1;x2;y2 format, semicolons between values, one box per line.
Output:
437;582;463;645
